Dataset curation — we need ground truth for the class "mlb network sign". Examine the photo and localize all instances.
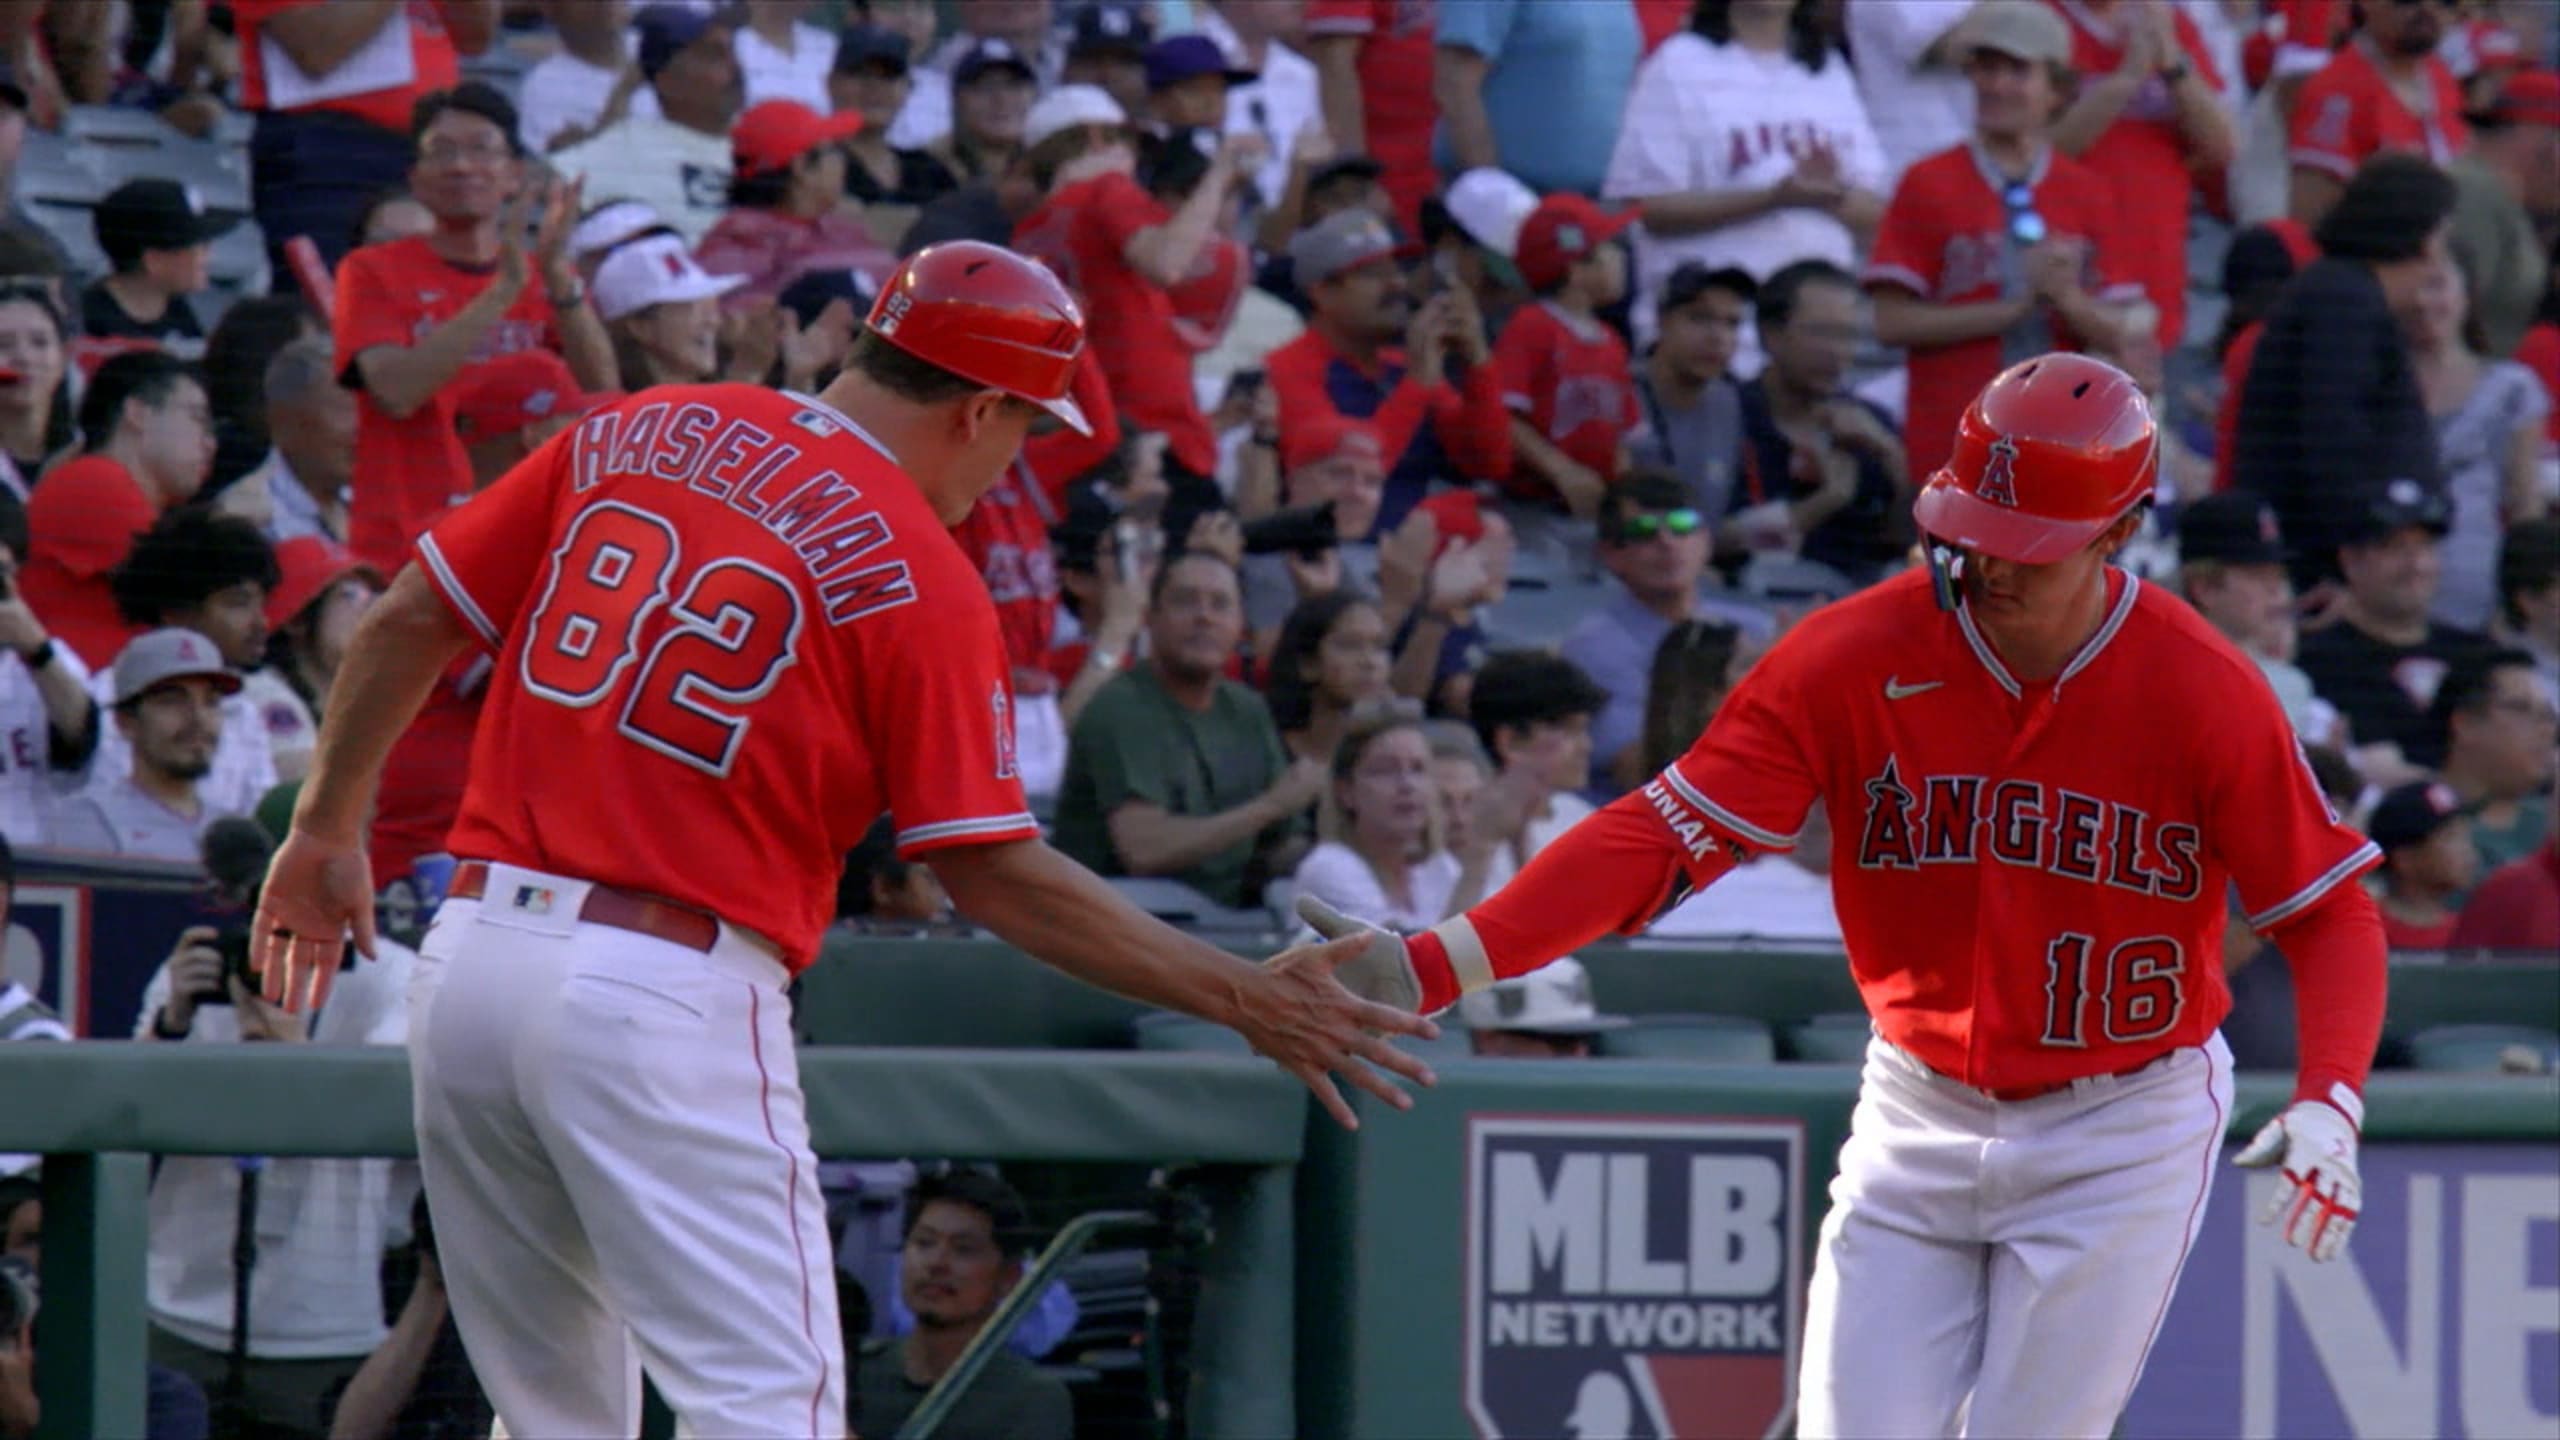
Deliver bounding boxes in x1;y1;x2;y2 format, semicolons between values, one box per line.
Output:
1463;1116;1805;1440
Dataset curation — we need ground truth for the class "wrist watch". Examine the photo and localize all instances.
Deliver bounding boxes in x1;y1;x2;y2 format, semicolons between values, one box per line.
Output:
1250;429;1281;449
16;638;53;670
1086;645;1127;676
548;277;587;309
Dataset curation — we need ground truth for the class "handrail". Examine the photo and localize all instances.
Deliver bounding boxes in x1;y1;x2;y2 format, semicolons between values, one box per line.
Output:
896;1208;1159;1440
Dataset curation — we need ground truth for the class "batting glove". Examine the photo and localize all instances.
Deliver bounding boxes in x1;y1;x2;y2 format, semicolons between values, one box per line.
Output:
2233;1099;2362;1262
1294;895;1428;1015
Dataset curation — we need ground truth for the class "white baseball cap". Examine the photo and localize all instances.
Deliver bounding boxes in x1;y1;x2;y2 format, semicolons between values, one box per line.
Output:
592;233;749;321
1456;957;1629;1037
1024;83;1127;150
1442;167;1539;259
569;198;667;261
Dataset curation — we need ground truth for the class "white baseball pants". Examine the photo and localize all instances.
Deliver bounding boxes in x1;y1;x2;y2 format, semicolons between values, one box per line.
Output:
1797;1032;2233;1439
407;862;845;1438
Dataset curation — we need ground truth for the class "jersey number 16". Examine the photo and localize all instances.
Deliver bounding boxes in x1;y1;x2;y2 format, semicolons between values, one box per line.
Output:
2041;933;2188;1048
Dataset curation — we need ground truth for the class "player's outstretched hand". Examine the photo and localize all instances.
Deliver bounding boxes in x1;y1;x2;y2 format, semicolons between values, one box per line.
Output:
2233;1099;2361;1263
251;828;380;1016
1247;921;1441;1131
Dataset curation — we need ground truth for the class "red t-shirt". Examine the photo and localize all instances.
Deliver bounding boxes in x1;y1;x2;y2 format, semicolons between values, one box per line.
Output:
2213;320;2265;489
1013;172;1216;478
1652;568;2379;1094
2287;41;2468;182
1302;0;1440;236
1865;142;2139;485
1169;235;1249;355
335;236;562;577
369;662;484;888
20;455;162;667
2447;843;2560;952
234;0;466;134
1490;300;1639;497
948;465;1061;691
413;385;1039;966
2381;912;2457;950
2050;0;2223;349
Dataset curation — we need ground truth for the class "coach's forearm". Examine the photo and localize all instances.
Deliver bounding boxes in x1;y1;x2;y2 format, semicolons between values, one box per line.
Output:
294;567;475;847
931;838;1257;1026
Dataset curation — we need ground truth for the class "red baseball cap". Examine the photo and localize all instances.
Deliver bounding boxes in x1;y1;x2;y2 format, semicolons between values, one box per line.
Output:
453;350;623;444
2490;69;2560;129
1281;413;1386;473
732;99;864;179
264;536;384;629
1513;194;1636;291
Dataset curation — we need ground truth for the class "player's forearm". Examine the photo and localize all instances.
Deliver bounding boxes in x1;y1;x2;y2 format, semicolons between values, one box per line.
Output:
932;838;1256;1026
295;568;474;848
2264;885;2389;1114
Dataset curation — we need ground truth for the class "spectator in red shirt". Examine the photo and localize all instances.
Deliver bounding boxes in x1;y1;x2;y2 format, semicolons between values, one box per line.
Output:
334;82;616;578
1139;134;1253;359
1304;0;1439;235
1013;84;1259;489
1265;208;1512;535
235;0;499;276
1492;194;1640;518
2365;779;2478;949
2287;0;2467;226
20;352;212;666
2047;0;2234;351
2447;770;2560;952
695;100;895;310
1866;0;2140;487
0;284;70;498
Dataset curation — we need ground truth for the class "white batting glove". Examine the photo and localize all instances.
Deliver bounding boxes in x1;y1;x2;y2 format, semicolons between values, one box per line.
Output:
2233;1099;2362;1263
1294;895;1427;1015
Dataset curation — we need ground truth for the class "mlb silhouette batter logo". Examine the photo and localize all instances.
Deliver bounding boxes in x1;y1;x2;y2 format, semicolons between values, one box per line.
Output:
1463;1116;1805;1440
1977;435;2021;508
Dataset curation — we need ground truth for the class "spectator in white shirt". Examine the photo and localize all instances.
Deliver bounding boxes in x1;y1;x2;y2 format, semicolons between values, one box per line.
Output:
1602;0;1887;348
1291;703;1464;930
247;338;352;546
735;0;835;110
890;0;1064;149
89;510;279;825
548;6;743;247
1467;649;1607;892
922;39;1040;186
1844;0;1977;185
0;492;100;847
48;629;239;863
1196;0;1322;229
517;0;657;155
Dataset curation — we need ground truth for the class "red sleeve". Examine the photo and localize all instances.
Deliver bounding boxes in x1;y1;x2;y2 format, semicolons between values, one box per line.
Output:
332;247;417;368
411;424;573;648
1020;348;1121;511
1075;172;1164;269
30;465;153;579
851;540;1041;858
1436;362;1517;480
1491;306;1546;415
1270;335;1438;463
2287;68;2366;179
2259;882;2387;1115
1863;169;1945;297
2204;676;2380;933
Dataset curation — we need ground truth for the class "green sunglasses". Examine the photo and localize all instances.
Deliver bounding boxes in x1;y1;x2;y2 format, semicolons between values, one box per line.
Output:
1610;508;1704;543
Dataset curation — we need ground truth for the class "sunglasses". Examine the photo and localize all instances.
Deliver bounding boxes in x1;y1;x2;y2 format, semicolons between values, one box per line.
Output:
2002;181;2047;247
1610;508;1703;543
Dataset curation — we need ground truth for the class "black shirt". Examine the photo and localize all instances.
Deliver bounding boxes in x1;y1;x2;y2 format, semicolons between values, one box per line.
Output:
846;146;961;209
849;1339;1073;1440
79;279;202;346
2295;616;2494;768
1735;378;1910;583
2231;258;2437;585
898;183;1012;257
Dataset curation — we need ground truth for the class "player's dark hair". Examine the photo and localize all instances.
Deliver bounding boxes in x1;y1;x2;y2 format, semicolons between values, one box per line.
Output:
202;294;317;440
1468;650;1609;765
76;351;200;451
1691;0;1832;71
904;1166;1033;1259
727;165;798;211
835;817;914;919
2498;516;2560;627
1147;543;1240;609
1266;591;1380;733
2314;154;2457;263
2302;744;2362;812
1756;258;1859;334
411;82;523;157
848;328;999;408
0;486;28;566
2424;646;2543;751
109;506;280;627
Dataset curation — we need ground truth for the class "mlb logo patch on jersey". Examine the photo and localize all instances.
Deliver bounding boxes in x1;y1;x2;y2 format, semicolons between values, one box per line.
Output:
792;409;840;439
511;885;557;916
1463;1116;1805;1440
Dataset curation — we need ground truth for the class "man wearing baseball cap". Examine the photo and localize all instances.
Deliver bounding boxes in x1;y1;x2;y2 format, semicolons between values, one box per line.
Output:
1456;957;1628;1058
1144;34;1256;134
2449;69;2560;358
2366;780;2480;949
550;5;742;247
930;38;1040;184
2174;492;2335;742
696;99;893;309
48;629;242;862
2298;479;2498;772
1264;207;1511;535
82;179;237;350
241;537;384;784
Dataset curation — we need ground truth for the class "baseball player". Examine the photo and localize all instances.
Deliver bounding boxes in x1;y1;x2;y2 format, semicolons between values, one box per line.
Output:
250;241;1437;1437
1303;353;2390;1438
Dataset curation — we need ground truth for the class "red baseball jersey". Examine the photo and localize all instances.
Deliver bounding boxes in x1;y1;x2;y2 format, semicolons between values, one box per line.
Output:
1644;568;2377;1094
336;236;562;576
1013;172;1217;477
1491;300;1640;496
948;463;1061;690
1866;143;2140;486
234;0;464;133
413;384;1039;967
1301;0;1441;235
2287;41;2467;182
2048;0;2223;349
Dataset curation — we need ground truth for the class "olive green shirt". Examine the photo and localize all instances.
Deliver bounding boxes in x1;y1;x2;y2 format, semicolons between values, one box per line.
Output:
849;1338;1073;1440
1049;663;1291;909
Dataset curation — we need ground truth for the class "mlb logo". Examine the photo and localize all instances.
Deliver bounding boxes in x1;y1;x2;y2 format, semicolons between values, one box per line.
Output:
511;885;556;916
1464;1116;1805;1440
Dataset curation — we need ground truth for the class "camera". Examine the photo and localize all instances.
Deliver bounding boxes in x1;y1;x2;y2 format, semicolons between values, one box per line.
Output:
1240;503;1338;559
199;926;261;1007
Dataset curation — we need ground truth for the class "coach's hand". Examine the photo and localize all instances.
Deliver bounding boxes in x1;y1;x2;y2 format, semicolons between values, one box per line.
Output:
2234;1100;2361;1263
1246;922;1440;1130
252;828;380;1015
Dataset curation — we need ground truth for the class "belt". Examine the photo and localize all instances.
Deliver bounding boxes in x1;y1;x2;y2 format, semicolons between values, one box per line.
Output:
449;861;723;954
1979;1059;2158;1103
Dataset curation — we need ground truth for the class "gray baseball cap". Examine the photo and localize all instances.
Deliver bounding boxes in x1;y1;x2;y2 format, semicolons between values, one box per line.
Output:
1959;0;2073;67
1288;208;1406;286
111;628;242;707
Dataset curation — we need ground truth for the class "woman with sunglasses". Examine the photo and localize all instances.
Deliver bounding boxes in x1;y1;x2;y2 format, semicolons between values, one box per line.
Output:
1291;702;1463;930
0;286;72;498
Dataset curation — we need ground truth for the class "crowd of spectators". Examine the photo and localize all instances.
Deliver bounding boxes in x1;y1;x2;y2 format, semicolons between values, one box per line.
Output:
0;0;2554;1434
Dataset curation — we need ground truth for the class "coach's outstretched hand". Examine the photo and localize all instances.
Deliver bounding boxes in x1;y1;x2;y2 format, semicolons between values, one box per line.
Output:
251;828;380;1015
2233;1099;2362;1263
1246;929;1441;1130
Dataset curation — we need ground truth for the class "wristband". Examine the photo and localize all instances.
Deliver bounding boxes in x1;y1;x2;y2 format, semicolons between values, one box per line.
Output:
17;638;52;670
548;278;587;309
152;1005;190;1040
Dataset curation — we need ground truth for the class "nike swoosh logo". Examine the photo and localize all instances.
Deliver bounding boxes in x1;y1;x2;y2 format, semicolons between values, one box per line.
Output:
1884;678;1944;700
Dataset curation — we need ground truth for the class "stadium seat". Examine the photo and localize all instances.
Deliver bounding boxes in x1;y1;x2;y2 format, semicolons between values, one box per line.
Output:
1783;1012;1873;1064
15;131;105;207
2405;1023;2560;1074
1106;877;1273;934
62;106;252;215
1737;553;1862;606
1131;1012;1255;1055
1594;1012;1777;1063
1482;577;1611;651
21;200;107;277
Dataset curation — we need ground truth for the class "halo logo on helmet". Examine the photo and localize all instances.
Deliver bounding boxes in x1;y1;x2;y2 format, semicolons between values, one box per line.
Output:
1978;437;2021;509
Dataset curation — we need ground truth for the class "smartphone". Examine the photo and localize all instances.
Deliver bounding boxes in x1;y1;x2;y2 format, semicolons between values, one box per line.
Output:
1224;368;1266;407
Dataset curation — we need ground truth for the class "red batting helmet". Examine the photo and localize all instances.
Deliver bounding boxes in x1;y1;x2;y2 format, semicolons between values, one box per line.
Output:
1912;353;2157;564
865;240;1092;435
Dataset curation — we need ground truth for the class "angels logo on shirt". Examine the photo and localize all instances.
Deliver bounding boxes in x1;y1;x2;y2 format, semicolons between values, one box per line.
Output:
1978;436;2021;508
1464;1116;1805;1440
